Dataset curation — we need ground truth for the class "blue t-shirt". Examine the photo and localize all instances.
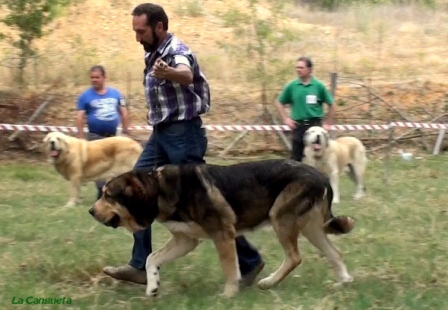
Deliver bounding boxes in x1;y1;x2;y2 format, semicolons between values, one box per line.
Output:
76;87;125;135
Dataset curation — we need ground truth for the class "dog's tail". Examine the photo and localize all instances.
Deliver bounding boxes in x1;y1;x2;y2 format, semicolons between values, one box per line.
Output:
322;182;355;235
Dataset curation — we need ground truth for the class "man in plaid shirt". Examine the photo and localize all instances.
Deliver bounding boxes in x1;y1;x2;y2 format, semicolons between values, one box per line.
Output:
103;2;265;288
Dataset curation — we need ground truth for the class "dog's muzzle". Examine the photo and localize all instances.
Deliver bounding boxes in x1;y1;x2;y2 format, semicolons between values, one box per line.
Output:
311;135;322;151
49;141;61;157
312;144;322;151
88;208;120;229
105;214;120;228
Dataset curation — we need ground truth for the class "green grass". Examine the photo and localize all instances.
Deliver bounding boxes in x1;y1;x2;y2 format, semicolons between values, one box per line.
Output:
1;155;448;309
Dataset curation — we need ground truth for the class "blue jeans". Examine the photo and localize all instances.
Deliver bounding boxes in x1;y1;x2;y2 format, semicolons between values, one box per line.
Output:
129;117;262;276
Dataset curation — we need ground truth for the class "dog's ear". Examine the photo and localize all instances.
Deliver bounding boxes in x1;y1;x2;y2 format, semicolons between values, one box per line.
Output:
156;166;180;215
122;171;153;197
106;177;128;198
323;130;331;146
43;134;51;143
303;130;310;144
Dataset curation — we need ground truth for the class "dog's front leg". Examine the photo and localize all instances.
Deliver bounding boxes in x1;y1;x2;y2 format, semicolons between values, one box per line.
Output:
145;234;199;297
212;236;240;298
66;176;81;207
329;170;340;204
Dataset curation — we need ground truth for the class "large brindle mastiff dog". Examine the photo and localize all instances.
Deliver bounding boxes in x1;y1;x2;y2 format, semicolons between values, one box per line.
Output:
89;159;355;298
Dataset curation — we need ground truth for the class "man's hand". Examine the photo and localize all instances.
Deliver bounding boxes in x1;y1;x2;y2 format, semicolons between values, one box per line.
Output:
284;117;297;130
323;123;331;131
120;129;136;140
150;58;169;79
121;130;131;137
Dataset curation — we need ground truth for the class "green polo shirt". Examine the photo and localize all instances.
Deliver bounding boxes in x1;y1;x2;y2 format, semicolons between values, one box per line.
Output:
277;77;333;121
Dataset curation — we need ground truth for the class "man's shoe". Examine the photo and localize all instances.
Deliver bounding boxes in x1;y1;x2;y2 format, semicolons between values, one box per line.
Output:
103;264;147;285
240;261;265;287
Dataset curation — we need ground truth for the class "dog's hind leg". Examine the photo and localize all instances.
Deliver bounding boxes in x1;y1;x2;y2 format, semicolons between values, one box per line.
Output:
348;162;366;200
145;234;199;297
257;216;301;290
257;183;306;290
346;163;358;184
301;209;353;284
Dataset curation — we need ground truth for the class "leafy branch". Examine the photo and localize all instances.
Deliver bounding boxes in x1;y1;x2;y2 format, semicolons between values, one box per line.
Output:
0;0;71;88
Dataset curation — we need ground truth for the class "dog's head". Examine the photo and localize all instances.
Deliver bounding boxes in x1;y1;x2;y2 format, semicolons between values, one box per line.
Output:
304;126;330;156
42;132;69;162
88;166;182;233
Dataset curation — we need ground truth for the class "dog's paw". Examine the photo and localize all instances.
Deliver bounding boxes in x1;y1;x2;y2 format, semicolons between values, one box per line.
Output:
332;198;340;204
145;265;160;297
342;275;354;283
63;201;77;208
335;274;354;286
353;192;365;200
257;277;275;290
333;276;354;289
220;284;239;298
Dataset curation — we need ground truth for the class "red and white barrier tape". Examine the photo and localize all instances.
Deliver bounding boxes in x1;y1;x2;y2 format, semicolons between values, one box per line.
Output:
391;122;448;129
0;122;446;132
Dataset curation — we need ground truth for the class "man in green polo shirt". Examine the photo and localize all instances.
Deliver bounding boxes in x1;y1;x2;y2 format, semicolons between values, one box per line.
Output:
275;56;335;161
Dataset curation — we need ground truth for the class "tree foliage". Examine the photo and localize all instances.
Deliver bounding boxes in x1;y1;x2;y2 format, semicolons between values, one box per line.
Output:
306;0;436;11
0;0;71;87
218;0;300;111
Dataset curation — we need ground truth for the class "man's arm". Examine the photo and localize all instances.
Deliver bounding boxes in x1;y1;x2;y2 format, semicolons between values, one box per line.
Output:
275;100;289;121
321;83;336;129
76;110;86;139
119;106;130;135
324;103;336;126
165;65;193;86
275;83;297;130
152;56;193;86
275;100;297;130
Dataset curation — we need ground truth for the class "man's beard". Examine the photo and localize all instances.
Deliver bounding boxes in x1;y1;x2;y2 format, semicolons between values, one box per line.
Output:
141;30;160;53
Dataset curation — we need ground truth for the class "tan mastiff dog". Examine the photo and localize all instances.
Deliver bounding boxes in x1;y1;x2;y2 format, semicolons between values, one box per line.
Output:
43;131;142;207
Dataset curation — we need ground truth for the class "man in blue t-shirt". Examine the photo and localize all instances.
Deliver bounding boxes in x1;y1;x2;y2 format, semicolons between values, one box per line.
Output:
76;65;130;199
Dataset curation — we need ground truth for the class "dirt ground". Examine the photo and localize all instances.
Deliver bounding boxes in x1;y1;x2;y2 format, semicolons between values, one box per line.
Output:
1;0;447;162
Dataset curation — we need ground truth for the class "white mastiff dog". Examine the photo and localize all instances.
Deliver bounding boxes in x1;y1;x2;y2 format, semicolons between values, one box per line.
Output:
303;126;367;204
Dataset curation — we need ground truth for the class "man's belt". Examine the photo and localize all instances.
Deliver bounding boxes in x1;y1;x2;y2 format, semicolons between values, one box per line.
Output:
295;118;322;125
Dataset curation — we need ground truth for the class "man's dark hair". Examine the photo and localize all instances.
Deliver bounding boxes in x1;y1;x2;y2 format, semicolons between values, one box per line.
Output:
90;65;106;77
297;56;313;68
132;3;169;30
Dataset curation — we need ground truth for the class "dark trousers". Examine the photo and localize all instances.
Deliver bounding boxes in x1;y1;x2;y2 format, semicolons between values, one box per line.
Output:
291;119;322;162
129;117;262;276
87;132;116;199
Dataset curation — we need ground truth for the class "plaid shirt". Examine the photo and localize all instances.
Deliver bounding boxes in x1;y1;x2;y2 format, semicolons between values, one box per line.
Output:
143;33;211;125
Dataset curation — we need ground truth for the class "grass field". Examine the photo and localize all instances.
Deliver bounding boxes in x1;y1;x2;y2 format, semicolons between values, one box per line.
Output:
1;155;448;309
